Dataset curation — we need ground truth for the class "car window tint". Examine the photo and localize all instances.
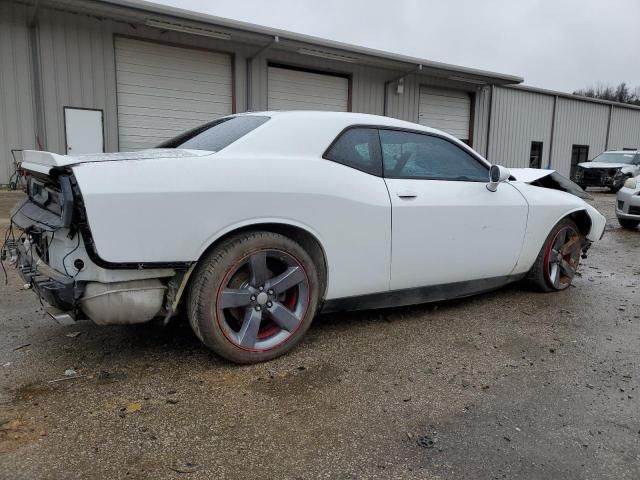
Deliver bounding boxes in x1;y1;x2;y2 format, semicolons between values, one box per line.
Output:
156;116;269;151
379;130;488;181
325;128;381;176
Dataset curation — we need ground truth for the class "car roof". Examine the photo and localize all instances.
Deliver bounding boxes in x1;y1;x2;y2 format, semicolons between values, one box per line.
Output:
223;110;481;161
603;150;639;154
235;110;439;132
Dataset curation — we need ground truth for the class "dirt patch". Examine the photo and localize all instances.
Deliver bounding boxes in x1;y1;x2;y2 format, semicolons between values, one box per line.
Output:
0;413;44;454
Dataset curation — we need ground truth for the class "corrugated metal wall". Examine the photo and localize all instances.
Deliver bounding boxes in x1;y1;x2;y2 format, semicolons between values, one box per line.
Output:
0;2;36;184
34;7;436;156
487;87;554;168
3;3;640;185
36;8;251;155
608;107;640;150
550;97;610;174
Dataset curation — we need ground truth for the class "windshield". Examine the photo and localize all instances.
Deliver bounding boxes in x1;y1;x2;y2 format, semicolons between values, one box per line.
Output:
156;116;269;151
590;152;638;164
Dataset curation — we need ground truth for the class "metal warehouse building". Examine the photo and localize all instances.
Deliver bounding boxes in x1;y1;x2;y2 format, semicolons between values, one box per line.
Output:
2;0;640;185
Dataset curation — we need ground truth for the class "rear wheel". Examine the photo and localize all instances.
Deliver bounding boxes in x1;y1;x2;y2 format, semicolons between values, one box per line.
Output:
618;218;639;229
527;219;583;292
187;231;320;363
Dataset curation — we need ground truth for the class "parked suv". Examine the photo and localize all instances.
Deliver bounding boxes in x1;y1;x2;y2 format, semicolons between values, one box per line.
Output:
616;176;640;229
574;150;640;192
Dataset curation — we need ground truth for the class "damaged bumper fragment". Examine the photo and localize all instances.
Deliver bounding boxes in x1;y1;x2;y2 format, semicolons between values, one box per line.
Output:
10;239;84;311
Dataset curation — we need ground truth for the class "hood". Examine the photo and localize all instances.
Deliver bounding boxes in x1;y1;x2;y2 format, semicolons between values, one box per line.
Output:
510;168;591;200
20;149;211;174
578;162;628;169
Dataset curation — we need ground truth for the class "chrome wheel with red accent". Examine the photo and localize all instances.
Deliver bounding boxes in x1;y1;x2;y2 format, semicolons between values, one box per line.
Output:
187;231;320;363
527;218;583;292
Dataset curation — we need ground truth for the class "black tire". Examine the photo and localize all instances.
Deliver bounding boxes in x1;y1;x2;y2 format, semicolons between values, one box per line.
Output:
618;218;639;230
526;218;583;292
187;231;320;363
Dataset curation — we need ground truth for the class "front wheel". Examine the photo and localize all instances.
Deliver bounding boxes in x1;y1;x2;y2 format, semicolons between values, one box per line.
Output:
618;218;639;230
187;231;320;363
527;219;583;292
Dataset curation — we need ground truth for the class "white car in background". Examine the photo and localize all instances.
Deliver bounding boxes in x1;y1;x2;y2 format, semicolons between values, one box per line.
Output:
574;150;640;192
4;111;606;363
616;175;640;229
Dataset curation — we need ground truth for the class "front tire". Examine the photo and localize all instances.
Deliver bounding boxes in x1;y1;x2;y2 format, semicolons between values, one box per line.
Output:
618;218;639;230
526;219;583;292
187;231;320;363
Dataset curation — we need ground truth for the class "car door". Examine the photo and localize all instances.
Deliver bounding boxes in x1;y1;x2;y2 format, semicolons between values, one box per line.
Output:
379;129;528;291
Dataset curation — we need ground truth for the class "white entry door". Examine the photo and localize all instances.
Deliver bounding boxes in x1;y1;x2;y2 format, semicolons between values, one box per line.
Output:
64;107;104;154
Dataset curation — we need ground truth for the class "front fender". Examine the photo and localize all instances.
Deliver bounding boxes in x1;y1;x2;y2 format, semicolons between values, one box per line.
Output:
510;182;605;275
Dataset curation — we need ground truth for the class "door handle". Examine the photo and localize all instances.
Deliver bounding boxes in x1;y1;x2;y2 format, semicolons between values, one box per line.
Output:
396;190;417;199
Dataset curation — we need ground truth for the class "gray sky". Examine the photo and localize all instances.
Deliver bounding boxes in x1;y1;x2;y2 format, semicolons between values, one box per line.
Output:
143;0;640;92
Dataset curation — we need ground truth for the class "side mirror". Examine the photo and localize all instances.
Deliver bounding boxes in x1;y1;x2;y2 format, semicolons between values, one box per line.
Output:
486;165;511;192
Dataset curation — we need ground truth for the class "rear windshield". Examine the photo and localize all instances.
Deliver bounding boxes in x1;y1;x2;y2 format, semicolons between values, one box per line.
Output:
591;152;638;164
156;116;269;151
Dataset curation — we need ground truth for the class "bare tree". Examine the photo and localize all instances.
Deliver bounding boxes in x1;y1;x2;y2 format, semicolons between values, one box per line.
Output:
574;82;640;105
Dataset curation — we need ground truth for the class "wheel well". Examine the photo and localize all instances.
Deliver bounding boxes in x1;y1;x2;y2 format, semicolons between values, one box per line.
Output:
195;223;328;300
568;210;592;237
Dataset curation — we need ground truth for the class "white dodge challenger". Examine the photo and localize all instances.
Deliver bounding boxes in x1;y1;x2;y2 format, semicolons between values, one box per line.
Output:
5;111;606;363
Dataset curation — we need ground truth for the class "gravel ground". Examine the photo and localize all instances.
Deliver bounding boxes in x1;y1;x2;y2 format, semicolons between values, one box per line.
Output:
0;192;638;480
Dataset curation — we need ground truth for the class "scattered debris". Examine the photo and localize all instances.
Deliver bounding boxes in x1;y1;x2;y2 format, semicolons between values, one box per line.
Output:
166;398;179;405
65;331;82;338
47;374;87;384
12;344;30;351
169;460;199;474
125;402;142;413
64;369;77;377
416;435;435;448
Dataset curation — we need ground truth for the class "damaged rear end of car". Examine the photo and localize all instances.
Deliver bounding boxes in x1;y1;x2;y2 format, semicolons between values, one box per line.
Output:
2;150;193;326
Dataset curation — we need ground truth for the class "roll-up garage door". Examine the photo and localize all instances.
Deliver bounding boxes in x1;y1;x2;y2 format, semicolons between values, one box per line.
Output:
115;37;233;151
267;66;349;112
418;86;471;142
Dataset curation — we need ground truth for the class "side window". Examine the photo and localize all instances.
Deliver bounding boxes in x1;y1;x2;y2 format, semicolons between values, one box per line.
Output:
324;128;381;176
379;129;488;181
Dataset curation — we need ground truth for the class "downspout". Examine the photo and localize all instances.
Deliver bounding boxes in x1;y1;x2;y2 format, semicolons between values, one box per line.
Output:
604;104;613;151
245;36;279;111
485;85;494;161
383;64;422;117
28;0;46;150
547;95;558;169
